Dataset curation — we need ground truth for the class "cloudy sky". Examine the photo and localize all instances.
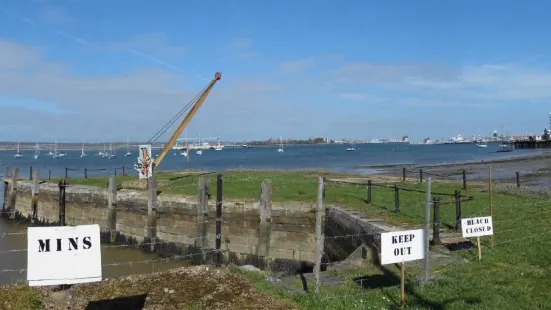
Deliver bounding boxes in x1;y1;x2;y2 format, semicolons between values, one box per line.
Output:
1;0;551;143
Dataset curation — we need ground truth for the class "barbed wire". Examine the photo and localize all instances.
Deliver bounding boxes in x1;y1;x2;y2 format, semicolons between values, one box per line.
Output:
0;221;214;238
0;234;214;254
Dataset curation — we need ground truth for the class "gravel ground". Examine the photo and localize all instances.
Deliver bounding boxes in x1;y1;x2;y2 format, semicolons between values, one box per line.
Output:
371;153;551;187
0;266;298;310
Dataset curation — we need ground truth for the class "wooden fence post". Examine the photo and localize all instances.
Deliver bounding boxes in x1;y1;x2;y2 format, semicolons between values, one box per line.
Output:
2;167;9;213
58;179;67;226
516;172;520;188
455;190;462;231
314;176;325;295
432;197;441;245
107;175;117;242
147;177;158;252
31;170;40;223
394;184;400;214
215;174;223;267
462;170;467;190
419;169;423;183
257;179;272;258
196;177;210;262
402;167;406;182
8;168;19;219
367;180;372;204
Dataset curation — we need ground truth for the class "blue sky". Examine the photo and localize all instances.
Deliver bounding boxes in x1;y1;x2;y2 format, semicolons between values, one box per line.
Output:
1;0;551;142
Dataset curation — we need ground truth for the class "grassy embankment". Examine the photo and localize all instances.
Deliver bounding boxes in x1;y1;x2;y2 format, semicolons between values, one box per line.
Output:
4;170;551;309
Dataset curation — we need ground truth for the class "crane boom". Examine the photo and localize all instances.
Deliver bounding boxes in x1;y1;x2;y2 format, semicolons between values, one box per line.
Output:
152;72;222;170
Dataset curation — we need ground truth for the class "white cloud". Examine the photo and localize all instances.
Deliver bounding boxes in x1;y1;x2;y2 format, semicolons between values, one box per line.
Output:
0;39;286;142
0;41;41;69
228;37;258;59
332;61;551;106
103;32;188;57
4;34;551;143
278;58;316;73
37;6;75;24
338;93;368;102
0;39;340;142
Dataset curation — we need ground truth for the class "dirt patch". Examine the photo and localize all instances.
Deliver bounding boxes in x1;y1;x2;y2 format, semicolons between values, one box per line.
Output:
0;266;298;310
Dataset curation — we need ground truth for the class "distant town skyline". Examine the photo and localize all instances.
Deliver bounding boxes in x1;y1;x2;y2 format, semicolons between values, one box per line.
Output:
1;2;551;142
0;129;543;145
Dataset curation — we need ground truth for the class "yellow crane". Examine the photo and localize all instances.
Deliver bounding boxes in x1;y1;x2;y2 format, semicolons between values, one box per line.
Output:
134;72;222;178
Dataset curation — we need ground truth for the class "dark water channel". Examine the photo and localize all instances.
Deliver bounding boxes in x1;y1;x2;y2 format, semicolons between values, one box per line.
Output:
0;176;189;286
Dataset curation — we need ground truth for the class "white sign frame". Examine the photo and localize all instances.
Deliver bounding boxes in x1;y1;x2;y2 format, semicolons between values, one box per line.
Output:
135;144;153;179
381;229;425;265
27;224;102;286
461;216;493;238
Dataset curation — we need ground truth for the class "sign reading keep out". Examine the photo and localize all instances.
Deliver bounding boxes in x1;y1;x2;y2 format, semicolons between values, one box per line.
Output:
461;216;493;238
381;229;425;265
27;224;102;286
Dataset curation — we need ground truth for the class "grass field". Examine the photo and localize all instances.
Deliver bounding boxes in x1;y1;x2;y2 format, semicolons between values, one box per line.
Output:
42;170;551;309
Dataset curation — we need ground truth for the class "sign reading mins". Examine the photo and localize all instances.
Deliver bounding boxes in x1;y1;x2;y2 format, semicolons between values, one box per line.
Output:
38;236;93;252
27;224;102;286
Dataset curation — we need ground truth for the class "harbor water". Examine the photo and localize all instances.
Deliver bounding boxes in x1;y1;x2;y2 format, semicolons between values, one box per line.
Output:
1;142;549;179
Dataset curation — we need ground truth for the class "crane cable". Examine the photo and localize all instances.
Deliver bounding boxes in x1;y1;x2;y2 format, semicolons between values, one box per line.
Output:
146;83;210;144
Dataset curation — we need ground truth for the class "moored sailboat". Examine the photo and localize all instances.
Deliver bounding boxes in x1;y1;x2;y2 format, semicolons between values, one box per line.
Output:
14;141;23;158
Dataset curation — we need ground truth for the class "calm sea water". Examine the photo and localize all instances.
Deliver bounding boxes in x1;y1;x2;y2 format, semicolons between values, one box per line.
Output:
0;142;549;179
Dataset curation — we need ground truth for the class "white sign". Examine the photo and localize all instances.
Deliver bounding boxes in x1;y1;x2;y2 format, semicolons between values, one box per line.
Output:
381;229;425;265
461;216;493;238
134;144;153;179
27;224;102;286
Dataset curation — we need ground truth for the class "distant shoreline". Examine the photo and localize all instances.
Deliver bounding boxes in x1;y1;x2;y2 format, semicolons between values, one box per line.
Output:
357;151;551;170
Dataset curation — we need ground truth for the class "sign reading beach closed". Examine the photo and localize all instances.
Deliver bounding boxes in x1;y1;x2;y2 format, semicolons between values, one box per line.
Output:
27;224;102;286
380;229;425;265
461;216;493;238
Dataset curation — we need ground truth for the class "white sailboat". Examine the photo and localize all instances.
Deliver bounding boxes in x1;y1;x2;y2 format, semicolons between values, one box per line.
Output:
277;137;284;152
214;138;223;151
80;141;87;158
477;141;488;148
346;142;356;151
180;142;189;157
52;137;66;158
108;143;116;159
14;141;23;158
196;133;203;155
124;138;131;156
52;138;59;158
101;141;108;158
57;144;66;158
33;143;40;159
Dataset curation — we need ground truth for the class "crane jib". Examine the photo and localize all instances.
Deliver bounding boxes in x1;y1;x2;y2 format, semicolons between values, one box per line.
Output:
133;72;222;179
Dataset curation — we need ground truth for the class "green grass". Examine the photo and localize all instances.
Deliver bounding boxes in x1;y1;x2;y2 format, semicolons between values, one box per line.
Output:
0;286;43;310
54;170;551;308
59;170;539;228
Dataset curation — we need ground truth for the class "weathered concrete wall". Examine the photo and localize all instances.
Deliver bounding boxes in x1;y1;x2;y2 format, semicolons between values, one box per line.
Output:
6;178;318;267
324;206;397;262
